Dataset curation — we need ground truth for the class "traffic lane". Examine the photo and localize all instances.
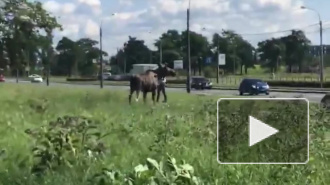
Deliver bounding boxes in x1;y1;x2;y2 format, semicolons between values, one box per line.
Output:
4;80;325;103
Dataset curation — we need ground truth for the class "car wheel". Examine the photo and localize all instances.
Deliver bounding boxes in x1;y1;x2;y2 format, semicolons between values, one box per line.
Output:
266;92;269;95
239;91;243;96
255;92;259;95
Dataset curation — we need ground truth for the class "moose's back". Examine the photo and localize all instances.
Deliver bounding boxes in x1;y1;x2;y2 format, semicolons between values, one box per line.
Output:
130;71;158;93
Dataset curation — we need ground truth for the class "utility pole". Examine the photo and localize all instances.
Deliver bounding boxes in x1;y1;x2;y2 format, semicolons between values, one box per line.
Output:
123;43;127;74
46;29;52;86
186;3;191;93
5;12;17;83
233;42;236;75
99;23;103;89
216;35;219;84
301;6;323;88
160;39;163;63
320;20;324;88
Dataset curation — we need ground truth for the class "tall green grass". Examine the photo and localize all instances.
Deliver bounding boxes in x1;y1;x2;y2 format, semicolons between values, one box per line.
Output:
0;83;328;184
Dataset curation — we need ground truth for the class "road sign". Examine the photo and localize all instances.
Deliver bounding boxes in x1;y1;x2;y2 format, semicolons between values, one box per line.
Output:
218;54;225;65
205;57;212;64
173;60;183;69
249;116;279;147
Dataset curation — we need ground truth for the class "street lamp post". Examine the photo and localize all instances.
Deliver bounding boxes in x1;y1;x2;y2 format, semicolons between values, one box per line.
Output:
148;31;153;63
123;42;127;73
160;38;163;64
5;12;18;83
301;6;324;88
99;13;116;88
186;0;192;93
46;29;52;86
99;21;104;89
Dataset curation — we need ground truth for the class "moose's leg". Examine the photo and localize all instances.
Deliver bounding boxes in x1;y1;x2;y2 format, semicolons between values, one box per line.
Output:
143;91;147;103
129;89;134;104
135;90;140;102
152;90;156;104
156;86;161;102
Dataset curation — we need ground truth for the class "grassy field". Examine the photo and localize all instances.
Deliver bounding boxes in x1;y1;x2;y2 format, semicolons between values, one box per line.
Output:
0;84;329;184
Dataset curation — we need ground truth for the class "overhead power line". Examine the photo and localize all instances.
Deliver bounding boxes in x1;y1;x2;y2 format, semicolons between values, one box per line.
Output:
237;22;330;36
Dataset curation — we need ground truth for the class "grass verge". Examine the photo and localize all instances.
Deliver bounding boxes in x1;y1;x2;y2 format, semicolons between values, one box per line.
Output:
0;84;329;184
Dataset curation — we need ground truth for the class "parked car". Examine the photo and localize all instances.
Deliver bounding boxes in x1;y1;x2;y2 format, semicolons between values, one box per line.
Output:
0;74;5;82
98;72;112;80
191;76;213;90
239;78;270;95
30;74;43;83
28;74;41;79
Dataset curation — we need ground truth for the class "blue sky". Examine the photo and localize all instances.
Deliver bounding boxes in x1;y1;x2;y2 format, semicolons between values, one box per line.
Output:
38;0;330;57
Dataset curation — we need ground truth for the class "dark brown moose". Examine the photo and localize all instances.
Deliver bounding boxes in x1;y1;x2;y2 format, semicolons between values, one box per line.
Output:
128;63;176;104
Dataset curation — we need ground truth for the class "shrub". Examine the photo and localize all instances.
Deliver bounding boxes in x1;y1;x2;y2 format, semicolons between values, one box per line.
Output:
266;80;330;88
25;115;109;175
89;154;203;184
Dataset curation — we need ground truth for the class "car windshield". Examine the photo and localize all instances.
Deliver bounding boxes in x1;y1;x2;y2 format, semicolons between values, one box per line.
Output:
193;77;207;82
257;81;267;85
247;79;264;84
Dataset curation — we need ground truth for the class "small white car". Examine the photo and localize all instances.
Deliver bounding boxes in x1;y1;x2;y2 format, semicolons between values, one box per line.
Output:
29;74;43;83
28;74;41;78
102;72;111;80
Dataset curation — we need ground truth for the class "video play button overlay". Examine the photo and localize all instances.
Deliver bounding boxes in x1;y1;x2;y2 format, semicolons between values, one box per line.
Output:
217;98;309;164
249;116;279;147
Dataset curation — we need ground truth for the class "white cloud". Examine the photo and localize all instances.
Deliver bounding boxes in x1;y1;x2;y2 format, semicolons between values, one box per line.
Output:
77;0;101;15
43;1;76;14
240;3;252;11
85;19;99;37
62;3;76;14
256;0;293;10
119;0;133;6
264;24;280;32
43;1;61;13
77;0;101;7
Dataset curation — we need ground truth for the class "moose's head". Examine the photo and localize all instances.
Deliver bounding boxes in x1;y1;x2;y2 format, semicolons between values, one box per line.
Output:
157;63;176;77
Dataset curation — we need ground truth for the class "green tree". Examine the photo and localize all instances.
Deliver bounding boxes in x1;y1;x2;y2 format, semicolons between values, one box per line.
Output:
76;38;108;76
211;30;255;74
55;37;76;76
257;38;285;73
0;0;61;76
181;30;209;73
154;30;183;66
54;37;107;76
122;36;150;73
281;30;311;72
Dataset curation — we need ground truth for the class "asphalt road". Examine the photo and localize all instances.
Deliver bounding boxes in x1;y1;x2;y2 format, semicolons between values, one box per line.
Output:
4;79;325;103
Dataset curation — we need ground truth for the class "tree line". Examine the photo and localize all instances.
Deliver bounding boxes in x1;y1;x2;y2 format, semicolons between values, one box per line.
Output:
0;0;323;78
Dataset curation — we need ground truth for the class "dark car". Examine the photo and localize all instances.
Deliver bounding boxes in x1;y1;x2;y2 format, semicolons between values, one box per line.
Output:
191;76;213;90
239;78;270;95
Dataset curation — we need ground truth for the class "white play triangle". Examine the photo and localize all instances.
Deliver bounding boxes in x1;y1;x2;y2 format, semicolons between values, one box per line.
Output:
249;116;279;147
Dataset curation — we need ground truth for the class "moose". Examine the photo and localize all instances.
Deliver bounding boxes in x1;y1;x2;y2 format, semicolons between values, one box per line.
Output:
128;63;176;104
